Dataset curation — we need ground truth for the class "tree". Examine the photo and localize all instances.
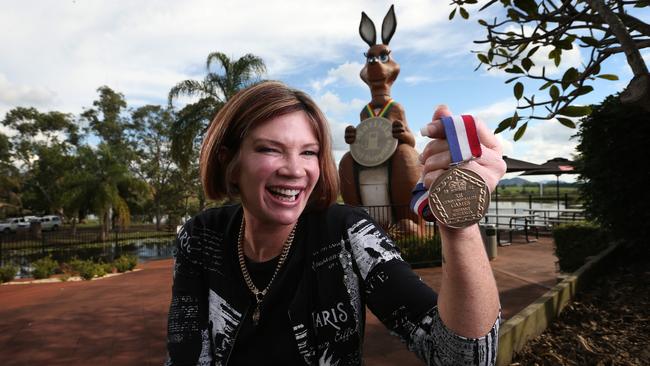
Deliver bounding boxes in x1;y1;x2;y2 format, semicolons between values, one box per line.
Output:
575;94;649;248
449;0;650;140
130;105;178;230
79;86;142;235
1;107;80;214
167;52;266;171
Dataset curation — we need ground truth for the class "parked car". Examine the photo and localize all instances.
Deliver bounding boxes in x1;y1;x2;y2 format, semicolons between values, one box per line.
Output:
39;215;62;231
0;217;31;233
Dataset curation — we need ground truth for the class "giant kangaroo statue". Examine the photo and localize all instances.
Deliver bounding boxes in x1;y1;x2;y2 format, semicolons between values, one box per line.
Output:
338;5;422;232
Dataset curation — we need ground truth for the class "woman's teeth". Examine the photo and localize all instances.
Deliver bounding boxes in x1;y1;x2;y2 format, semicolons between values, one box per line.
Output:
268;188;300;202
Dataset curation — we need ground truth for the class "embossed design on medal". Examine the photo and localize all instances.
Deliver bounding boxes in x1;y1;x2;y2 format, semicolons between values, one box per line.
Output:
237;217;297;325
350;116;397;167
426;115;490;228
428;167;490;228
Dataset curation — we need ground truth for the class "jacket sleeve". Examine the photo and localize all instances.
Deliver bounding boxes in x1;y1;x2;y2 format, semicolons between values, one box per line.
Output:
165;220;213;366
343;208;499;366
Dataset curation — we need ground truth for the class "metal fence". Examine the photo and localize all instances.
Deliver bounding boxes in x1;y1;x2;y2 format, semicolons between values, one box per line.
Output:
360;205;442;268
0;225;176;272
1;206;444;273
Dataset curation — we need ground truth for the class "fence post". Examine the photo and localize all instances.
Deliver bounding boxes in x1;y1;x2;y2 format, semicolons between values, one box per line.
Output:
0;235;3;266
529;194;532;209
564;193;569;208
42;232;47;256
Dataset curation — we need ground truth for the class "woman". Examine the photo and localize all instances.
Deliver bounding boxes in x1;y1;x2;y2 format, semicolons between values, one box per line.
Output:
166;81;504;365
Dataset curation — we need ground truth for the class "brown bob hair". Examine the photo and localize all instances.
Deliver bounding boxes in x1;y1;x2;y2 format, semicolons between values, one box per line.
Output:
200;80;339;211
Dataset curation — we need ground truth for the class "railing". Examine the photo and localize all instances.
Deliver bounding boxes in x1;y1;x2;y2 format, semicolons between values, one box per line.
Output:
1;206;446;273
0;225;175;271
360;205;442;268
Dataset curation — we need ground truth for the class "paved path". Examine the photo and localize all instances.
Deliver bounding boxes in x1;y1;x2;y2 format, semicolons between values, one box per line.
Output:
0;237;557;366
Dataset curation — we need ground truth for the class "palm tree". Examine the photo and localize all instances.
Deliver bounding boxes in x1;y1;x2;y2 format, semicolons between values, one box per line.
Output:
168;52;266;171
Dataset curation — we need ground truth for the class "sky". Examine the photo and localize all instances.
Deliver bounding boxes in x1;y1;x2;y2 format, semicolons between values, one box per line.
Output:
1;0;648;183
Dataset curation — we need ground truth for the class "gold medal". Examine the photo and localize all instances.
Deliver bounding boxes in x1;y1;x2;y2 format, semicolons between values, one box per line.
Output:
427;166;489;228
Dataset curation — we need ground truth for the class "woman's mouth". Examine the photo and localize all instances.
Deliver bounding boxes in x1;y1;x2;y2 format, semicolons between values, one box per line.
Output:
267;187;301;202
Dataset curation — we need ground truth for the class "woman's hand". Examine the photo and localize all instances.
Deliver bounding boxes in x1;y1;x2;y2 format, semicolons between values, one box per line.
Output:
418;105;506;193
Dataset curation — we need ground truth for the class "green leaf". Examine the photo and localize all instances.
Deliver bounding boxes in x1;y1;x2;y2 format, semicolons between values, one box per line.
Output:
495;117;512;134
507;8;520;21
460;7;469;19
477;54;489;64
521;57;533;71
550;85;560;101
561;67;579;90
505;65;525;74
514;0;538;14
449;8;456;20
505;76;520;84
569;85;594;97
514;82;524;100
556;117;576;128
539;81;554;90
527;46;540;58
580;36;599;47
478;19;488;26
596;74;619;81
514;122;528;141
558;105;592;117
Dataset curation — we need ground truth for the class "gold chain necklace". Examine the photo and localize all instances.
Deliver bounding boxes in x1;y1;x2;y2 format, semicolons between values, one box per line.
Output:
237;217;297;326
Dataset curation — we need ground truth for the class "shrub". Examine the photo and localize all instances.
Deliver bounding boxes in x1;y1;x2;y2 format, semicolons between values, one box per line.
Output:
553;222;608;272
66;258;107;280
0;265;18;283
576;95;650;248
396;234;442;266
31;256;59;279
113;255;138;273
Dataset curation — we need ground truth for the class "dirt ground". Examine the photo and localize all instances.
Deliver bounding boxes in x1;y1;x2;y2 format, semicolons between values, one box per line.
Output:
511;246;650;366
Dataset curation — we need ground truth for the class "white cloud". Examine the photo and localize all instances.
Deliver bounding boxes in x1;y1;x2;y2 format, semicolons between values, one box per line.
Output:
311;62;366;92
318;92;365;117
0;74;57;108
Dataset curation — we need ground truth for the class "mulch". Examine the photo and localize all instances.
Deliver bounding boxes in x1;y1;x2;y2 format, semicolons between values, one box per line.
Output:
511;246;650;366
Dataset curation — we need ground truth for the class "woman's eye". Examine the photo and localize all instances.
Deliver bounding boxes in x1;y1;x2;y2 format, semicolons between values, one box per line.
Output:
303;150;319;156
257;147;278;153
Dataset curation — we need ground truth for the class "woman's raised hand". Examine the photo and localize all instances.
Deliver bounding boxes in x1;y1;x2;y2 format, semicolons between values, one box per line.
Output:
418;105;506;193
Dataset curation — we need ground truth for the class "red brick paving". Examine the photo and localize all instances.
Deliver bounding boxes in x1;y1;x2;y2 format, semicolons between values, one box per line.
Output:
0;236;557;366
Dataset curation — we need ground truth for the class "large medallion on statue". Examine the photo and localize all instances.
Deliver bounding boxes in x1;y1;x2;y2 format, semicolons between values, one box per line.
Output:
428;167;490;228
350;117;398;167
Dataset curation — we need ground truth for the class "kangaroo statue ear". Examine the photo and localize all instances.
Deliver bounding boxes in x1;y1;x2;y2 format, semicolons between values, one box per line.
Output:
359;11;377;47
381;5;397;45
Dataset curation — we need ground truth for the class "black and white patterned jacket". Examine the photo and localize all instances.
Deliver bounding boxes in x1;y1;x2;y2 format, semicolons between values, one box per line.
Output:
166;204;499;365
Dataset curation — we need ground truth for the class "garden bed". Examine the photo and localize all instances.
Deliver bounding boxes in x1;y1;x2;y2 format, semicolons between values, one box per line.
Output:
511;247;649;365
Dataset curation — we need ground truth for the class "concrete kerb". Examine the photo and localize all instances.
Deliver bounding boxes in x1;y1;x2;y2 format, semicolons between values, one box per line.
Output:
496;241;622;366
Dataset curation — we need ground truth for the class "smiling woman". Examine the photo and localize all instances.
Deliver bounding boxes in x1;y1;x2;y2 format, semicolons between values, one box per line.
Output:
166;81;502;365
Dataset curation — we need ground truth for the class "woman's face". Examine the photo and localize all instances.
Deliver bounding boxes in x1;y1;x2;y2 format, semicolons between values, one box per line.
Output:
235;110;321;228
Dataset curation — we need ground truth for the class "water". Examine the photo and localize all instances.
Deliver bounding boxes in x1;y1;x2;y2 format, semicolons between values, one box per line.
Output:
5;237;175;279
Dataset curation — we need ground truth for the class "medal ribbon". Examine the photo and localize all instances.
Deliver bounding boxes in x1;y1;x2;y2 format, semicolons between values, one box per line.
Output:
410;114;482;221
365;99;395;118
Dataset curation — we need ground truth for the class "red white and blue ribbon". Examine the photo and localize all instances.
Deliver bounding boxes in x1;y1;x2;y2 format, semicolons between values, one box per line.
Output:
410;115;482;221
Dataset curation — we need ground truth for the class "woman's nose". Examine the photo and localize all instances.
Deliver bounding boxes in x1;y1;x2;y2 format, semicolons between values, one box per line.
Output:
277;154;306;177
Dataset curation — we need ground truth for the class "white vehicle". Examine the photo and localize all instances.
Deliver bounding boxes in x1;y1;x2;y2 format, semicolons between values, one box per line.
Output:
0;217;30;233
39;215;62;231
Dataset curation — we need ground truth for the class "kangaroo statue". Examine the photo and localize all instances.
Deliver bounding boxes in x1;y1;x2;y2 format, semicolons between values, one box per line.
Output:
338;5;422;233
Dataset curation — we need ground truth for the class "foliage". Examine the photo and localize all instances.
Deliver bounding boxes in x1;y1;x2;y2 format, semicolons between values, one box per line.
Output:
31;255;59;279
396;234;442;265
449;0;650;139
67;258;107;280
575;94;650;247
0;264;18;283
167;52;266;175
113;254;138;273
552;222;608;272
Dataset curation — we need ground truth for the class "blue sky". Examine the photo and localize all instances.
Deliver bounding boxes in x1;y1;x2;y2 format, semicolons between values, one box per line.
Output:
1;0;648;182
